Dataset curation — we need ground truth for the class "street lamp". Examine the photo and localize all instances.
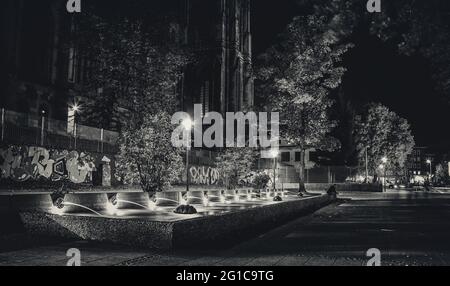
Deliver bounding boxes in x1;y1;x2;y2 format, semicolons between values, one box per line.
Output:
70;102;81;150
365;146;369;183
426;159;432;183
270;149;279;192
379;163;386;192
40;109;46;146
182;117;193;194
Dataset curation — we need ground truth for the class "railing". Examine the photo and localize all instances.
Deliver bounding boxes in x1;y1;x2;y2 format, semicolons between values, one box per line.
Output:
0;108;119;154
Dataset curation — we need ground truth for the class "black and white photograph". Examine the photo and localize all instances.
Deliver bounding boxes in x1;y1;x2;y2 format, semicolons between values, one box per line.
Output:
1;0;450;272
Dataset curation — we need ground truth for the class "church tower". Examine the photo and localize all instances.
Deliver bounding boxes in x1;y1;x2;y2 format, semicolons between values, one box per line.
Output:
180;0;254;116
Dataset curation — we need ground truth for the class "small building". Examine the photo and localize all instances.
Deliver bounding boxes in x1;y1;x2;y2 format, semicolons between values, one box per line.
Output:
406;147;435;183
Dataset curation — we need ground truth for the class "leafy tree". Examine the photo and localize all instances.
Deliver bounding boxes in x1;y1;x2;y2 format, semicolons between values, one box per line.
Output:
369;0;450;104
72;7;189;131
68;3;190;194
215;148;258;190
354;103;415;178
115;112;183;196
434;163;450;186
256;11;353;188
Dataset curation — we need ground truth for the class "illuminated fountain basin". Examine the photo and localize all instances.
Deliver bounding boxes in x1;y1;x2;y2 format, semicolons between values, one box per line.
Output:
19;191;335;250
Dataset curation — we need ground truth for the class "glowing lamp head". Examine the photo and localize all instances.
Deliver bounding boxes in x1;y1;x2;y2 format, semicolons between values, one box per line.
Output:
202;196;209;207
426;159;431;164
71;103;81;113
105;194;120;215
270;149;279;158
147;194;157;210
182;118;193;131
108;194;118;206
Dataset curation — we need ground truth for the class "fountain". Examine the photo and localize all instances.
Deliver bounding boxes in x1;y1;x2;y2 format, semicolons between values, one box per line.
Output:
17;186;334;251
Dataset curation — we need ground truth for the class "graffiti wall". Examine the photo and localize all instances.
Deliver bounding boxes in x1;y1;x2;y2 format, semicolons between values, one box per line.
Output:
0;145;108;184
189;166;221;185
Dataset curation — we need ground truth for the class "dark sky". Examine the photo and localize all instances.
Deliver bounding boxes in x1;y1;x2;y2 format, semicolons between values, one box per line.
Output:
252;0;301;55
251;1;450;153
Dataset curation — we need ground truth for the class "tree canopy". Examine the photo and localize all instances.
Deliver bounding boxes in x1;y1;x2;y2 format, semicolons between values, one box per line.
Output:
354;103;415;176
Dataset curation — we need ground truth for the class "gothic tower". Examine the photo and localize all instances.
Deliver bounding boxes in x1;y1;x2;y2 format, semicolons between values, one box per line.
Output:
180;0;254;116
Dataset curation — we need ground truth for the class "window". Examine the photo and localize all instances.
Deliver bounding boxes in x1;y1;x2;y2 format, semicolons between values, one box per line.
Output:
295;152;301;162
67;47;77;83
281;152;290;162
199;81;210;116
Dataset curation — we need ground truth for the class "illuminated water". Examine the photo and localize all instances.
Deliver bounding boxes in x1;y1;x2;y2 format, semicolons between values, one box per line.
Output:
63;202;105;217
117;199;150;210
49;192;317;221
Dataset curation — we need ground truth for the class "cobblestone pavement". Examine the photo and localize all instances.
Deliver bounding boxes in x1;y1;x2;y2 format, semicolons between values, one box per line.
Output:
1;190;450;266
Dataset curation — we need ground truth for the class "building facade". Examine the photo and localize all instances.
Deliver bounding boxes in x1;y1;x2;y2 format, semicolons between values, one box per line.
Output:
0;0;254;124
181;0;254;116
1;0;73;121
407;147;435;182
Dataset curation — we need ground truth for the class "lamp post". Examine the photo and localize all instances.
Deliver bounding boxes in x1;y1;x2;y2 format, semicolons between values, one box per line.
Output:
426;159;432;183
270;149;279;192
365;147;369;183
182;117;193;194
70;103;80;150
379;164;385;192
40;110;46;146
380;157;388;192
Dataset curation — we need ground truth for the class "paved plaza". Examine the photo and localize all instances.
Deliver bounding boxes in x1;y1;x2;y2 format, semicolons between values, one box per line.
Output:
2;190;450;266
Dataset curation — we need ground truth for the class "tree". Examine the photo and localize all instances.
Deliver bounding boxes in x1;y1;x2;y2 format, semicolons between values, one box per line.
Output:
434;163;450;186
69;4;190;194
369;0;450;104
215;148;258;190
72;7;189;131
354;103;415;179
115;112;183;196
256;11;353;188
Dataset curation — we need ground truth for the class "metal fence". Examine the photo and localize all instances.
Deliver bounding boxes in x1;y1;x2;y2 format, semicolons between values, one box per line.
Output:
0;108;119;154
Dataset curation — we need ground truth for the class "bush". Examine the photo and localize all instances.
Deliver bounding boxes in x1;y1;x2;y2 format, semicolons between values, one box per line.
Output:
250;172;271;190
174;205;197;214
273;195;283;202
115;112;183;197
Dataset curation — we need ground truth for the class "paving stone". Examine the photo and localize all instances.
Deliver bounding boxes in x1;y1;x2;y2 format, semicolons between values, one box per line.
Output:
276;255;310;266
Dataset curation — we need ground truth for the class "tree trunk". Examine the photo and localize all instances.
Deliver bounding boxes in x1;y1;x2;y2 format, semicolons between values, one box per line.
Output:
298;149;307;193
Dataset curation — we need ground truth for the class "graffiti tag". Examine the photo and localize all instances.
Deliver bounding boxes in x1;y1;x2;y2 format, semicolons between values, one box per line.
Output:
0;146;96;184
189;166;220;185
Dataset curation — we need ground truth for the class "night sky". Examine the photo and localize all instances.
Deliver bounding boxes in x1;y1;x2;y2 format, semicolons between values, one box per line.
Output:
252;1;450;153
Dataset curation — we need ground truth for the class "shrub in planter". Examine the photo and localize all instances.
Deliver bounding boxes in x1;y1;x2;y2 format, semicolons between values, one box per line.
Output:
174;204;197;214
249;172;271;190
273;195;283;202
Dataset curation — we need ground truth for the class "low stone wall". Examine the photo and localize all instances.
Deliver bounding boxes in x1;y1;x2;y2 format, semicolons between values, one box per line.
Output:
280;183;382;193
19;212;174;250
19;194;335;250
306;183;382;193
172;194;334;249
